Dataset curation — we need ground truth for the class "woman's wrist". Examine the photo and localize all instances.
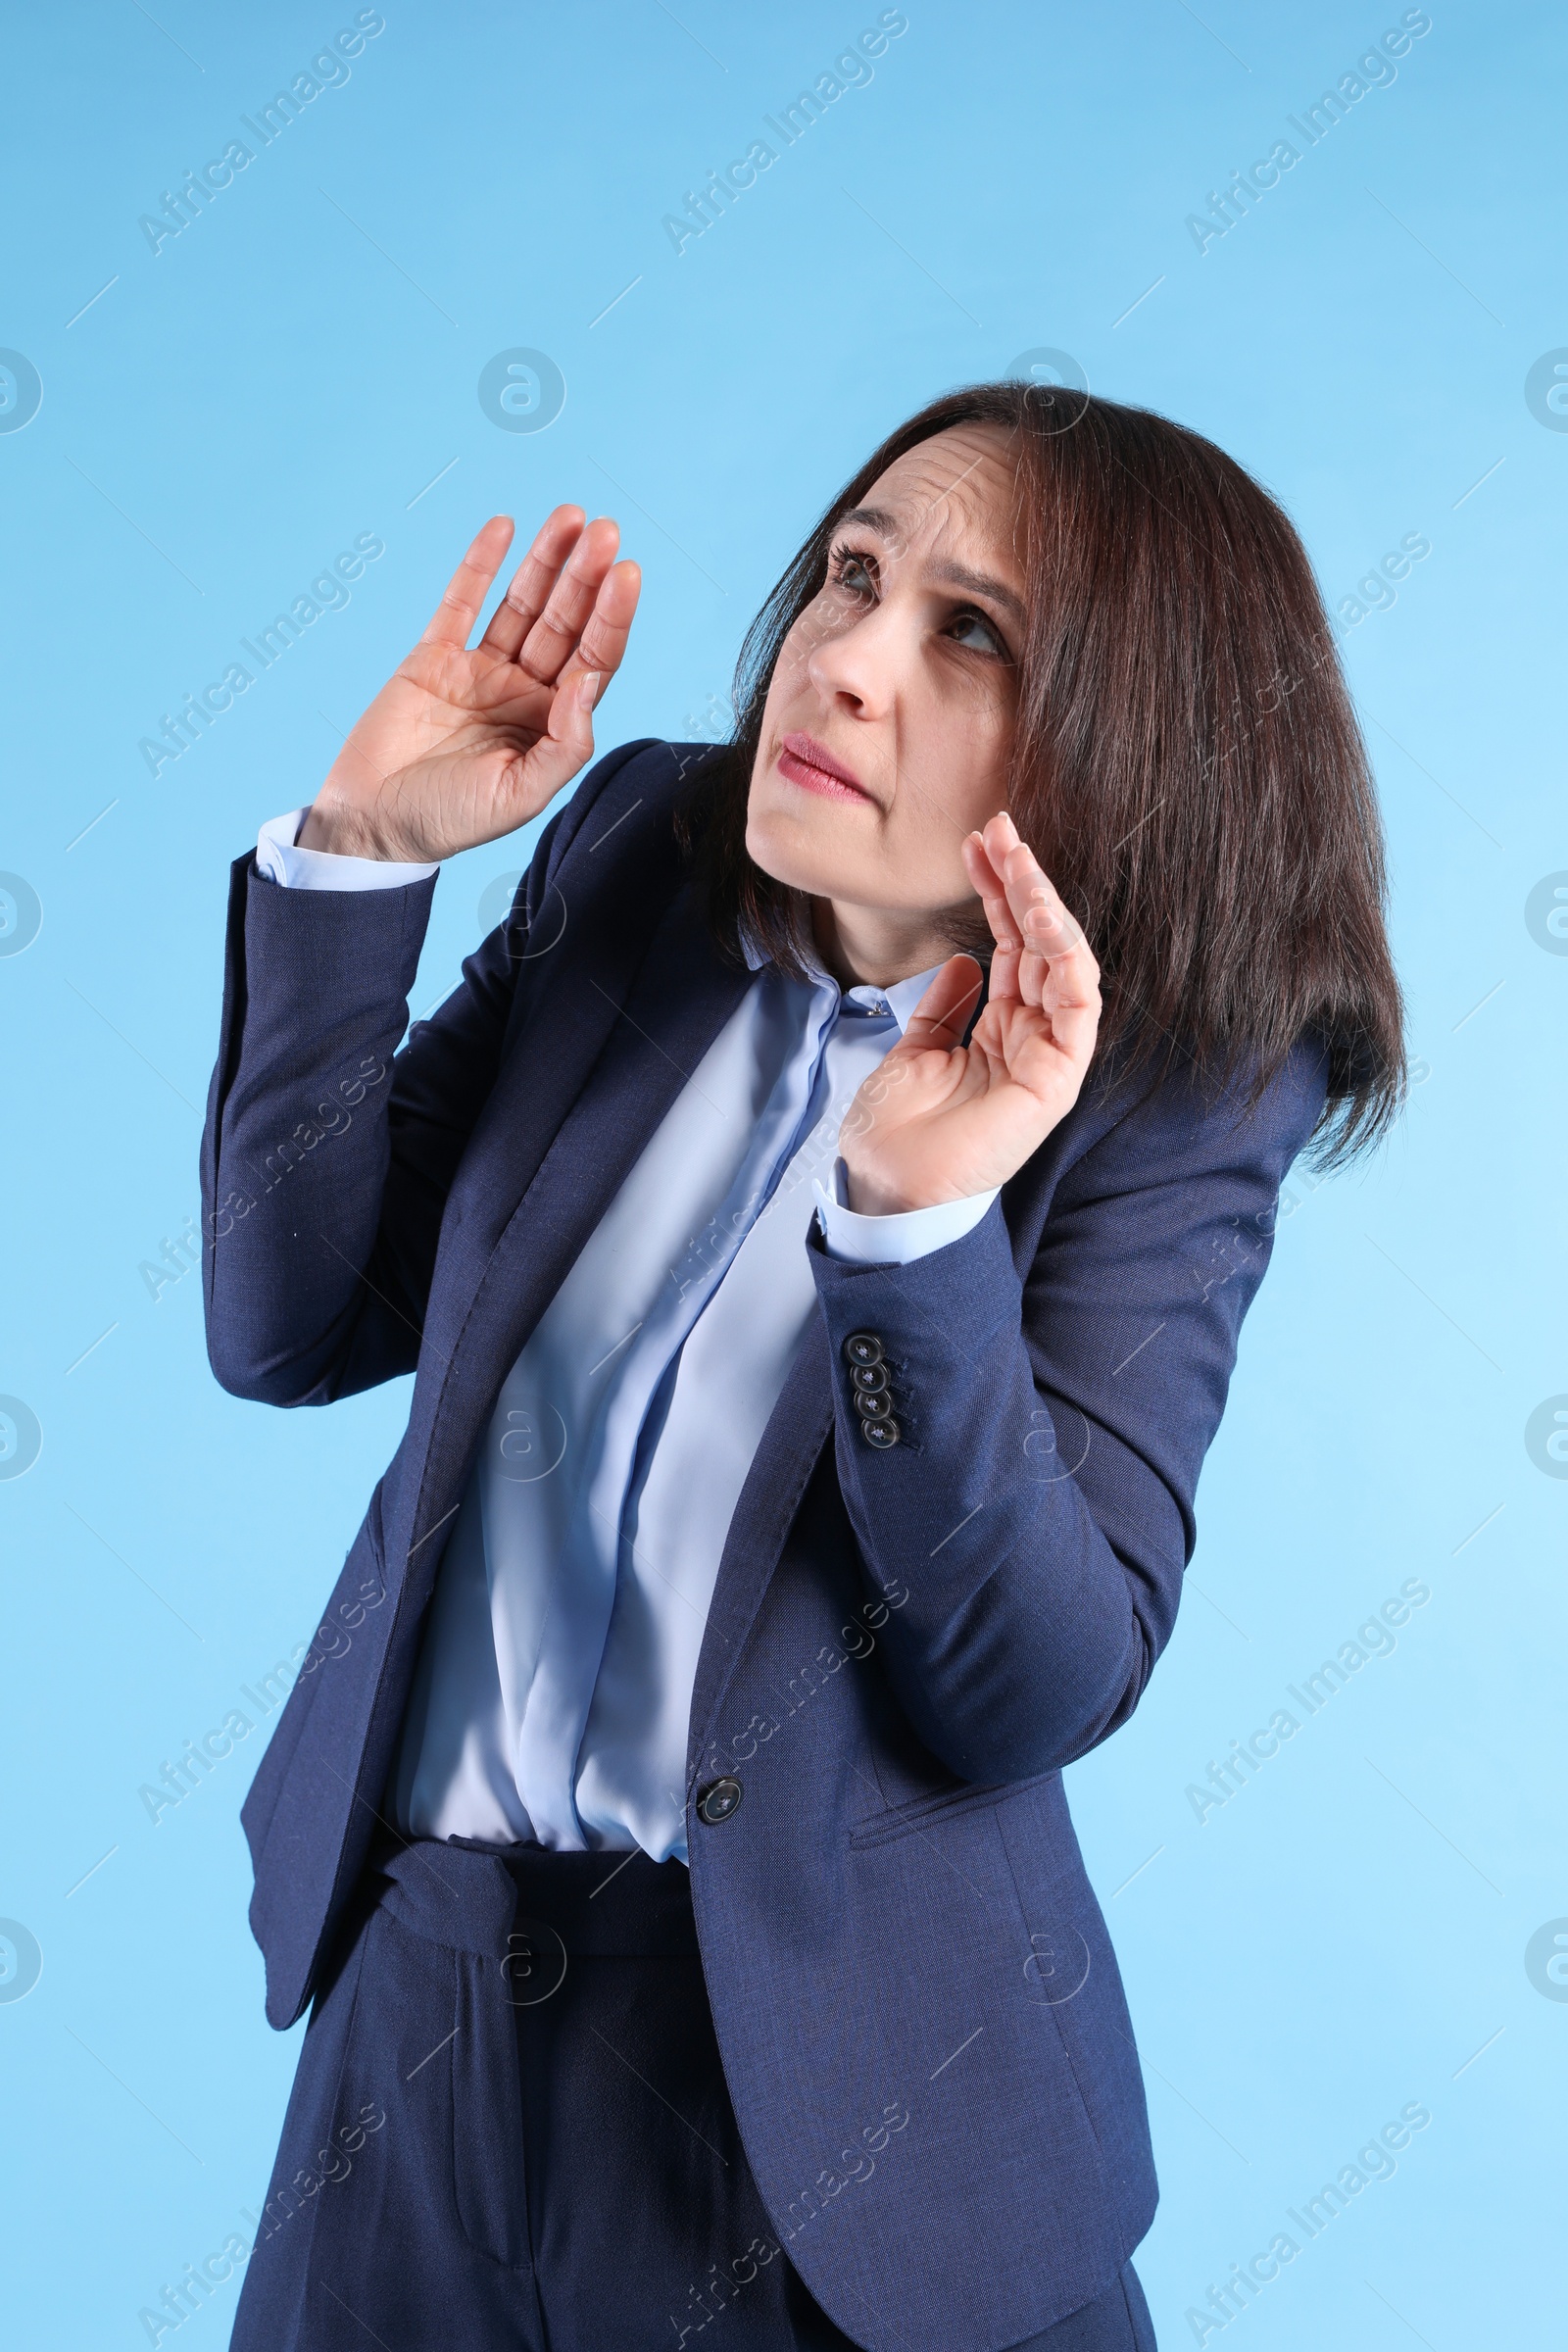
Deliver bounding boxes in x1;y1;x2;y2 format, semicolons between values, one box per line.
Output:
839;1155;987;1216
842;1170;940;1216
298;796;405;860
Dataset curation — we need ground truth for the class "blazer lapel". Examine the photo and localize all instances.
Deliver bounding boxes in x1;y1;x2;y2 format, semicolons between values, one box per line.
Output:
686;1308;835;1778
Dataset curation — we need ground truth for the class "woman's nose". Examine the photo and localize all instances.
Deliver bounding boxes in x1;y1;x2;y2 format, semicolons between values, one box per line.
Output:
807;609;892;716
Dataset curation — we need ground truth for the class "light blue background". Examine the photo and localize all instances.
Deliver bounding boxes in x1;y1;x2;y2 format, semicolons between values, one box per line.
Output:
0;3;1562;2344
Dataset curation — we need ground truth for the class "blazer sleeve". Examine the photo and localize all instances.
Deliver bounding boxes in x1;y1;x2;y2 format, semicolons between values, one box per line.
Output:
199;742;647;1406
805;1039;1330;1785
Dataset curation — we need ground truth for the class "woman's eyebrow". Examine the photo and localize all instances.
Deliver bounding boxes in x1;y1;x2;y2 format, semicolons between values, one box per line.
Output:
835;504;899;536
835;506;1026;625
927;558;1026;625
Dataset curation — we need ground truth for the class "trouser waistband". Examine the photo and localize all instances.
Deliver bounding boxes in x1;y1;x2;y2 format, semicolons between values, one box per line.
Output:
365;1829;701;1957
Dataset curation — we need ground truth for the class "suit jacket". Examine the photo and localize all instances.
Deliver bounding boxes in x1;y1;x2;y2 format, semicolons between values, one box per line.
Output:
201;736;1327;2352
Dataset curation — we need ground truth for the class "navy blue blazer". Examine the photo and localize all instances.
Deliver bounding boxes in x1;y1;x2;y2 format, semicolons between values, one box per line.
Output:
201;737;1326;2351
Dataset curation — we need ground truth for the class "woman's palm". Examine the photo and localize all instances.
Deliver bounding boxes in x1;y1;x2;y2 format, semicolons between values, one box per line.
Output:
305;509;641;863
839;815;1102;1212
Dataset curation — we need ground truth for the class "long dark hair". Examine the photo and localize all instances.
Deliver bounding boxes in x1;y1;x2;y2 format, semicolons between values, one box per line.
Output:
676;380;1404;1167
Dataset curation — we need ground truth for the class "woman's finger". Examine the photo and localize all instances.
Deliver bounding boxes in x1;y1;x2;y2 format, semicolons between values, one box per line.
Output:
476;563;638;739
900;954;985;1051
999;836;1092;966
982;817;1098;1015
554;559;642;695
962;827;1021;1005
478;504;587;660
1037;926;1102;1066
513;515;625;687
418;516;516;650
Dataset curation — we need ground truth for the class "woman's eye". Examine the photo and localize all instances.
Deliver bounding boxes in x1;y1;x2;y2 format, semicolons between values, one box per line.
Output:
948;608;1007;658
835;550;876;597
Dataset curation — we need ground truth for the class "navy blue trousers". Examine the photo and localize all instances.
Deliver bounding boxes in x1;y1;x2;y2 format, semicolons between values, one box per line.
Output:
231;1838;1157;2351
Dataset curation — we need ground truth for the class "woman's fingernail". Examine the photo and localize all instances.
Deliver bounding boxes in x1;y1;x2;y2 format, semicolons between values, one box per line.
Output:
579;670;601;709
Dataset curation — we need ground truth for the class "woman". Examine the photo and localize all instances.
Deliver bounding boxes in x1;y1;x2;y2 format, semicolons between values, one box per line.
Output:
205;381;1402;2352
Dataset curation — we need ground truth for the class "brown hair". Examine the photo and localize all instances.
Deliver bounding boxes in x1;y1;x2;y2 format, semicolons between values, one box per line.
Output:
677;379;1404;1166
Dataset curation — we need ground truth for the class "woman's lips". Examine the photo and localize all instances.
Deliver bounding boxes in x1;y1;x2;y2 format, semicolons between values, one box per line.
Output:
777;731;872;804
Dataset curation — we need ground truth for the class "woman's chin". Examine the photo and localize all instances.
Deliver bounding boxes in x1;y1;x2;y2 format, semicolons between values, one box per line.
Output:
743;810;839;900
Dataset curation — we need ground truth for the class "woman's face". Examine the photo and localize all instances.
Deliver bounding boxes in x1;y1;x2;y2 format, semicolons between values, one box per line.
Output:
746;422;1024;932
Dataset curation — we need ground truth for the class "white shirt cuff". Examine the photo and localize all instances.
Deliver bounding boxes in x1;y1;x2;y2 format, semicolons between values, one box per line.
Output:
811;1160;1000;1266
255;807;439;891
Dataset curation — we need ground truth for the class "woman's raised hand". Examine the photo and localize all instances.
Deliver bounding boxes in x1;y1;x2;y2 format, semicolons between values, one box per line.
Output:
838;813;1102;1214
299;508;641;861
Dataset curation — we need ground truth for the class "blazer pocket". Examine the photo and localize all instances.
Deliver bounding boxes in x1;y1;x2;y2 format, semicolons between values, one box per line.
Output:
847;1770;1056;1850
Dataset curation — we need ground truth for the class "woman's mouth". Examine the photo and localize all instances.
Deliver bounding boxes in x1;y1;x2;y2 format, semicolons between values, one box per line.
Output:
777;731;872;804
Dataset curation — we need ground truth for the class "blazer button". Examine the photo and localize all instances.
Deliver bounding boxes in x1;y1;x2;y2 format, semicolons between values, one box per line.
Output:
856;1388;893;1420
860;1416;901;1449
851;1361;888;1396
845;1332;884;1369
695;1776;743;1826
